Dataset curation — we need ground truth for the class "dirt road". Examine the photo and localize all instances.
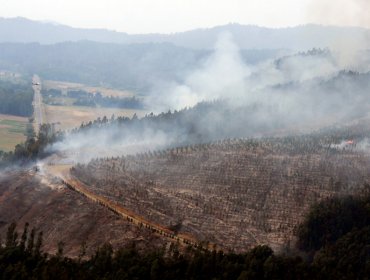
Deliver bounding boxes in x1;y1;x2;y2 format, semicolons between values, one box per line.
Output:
42;163;211;250
32;75;45;133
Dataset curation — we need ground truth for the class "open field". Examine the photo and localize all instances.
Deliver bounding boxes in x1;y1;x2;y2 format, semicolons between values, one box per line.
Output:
44;104;146;130
43;80;135;98
0;114;28;151
41;79;146;130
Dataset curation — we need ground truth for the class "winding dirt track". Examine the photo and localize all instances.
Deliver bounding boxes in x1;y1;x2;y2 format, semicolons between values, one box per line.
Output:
46;165;213;250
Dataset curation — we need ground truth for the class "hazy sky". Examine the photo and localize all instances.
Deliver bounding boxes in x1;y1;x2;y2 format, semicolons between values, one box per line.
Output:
1;0;369;33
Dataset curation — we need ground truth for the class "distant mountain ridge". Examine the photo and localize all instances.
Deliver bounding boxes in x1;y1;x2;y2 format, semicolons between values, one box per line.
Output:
1;17;370;50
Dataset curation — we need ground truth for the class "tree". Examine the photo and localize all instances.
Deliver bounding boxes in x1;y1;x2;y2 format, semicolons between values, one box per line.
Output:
27;228;35;253
5;222;18;248
34;231;43;256
19;222;29;251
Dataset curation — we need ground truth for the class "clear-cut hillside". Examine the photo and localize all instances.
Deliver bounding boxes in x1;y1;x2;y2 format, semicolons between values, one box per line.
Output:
0;170;167;257
72;126;370;252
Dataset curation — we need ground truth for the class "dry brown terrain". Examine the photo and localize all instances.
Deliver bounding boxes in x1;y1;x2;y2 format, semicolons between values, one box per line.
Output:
72;132;370;253
0;170;168;257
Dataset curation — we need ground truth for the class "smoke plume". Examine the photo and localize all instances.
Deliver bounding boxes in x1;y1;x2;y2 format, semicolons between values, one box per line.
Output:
46;32;370;164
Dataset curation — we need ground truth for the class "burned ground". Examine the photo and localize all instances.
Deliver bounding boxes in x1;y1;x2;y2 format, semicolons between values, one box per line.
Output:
0;170;167;257
72;125;370;252
1;123;370;256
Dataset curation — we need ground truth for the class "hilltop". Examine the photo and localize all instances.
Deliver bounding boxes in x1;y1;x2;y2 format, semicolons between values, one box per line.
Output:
1;17;369;50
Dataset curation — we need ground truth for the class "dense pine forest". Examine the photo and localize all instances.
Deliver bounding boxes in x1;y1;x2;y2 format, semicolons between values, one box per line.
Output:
0;79;34;117
0;195;368;280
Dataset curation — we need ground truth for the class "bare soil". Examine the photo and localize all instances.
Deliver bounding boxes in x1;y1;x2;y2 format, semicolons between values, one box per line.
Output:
0;170;168;257
72;134;370;252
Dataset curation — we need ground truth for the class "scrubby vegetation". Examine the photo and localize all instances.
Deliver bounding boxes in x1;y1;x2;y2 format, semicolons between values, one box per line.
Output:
0;195;368;279
0;124;62;166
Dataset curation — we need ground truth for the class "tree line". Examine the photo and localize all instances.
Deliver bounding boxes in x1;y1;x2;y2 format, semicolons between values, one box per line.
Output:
0;79;33;117
42;88;144;109
0;124;63;166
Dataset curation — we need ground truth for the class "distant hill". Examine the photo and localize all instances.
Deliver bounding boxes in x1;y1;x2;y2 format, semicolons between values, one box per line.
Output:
1;17;369;50
0;41;282;92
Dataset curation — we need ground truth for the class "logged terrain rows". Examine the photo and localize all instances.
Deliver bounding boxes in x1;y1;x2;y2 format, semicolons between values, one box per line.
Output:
72;137;370;252
60;171;212;250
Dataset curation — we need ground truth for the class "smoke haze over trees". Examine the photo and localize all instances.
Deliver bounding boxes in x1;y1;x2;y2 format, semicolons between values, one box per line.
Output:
0;41;282;92
45;33;370;162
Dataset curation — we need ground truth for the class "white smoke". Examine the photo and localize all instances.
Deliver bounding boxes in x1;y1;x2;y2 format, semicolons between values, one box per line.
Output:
46;124;173;164
306;0;370;70
148;32;251;111
306;0;370;29
148;32;358;112
46;31;370;165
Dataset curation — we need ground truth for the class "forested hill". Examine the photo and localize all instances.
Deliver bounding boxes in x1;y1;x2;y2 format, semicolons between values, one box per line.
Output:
0;79;33;117
0;42;280;92
72;70;370;146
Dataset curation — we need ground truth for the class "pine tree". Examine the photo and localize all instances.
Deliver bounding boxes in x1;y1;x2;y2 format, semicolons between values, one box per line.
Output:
5;222;18;248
